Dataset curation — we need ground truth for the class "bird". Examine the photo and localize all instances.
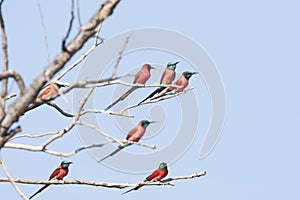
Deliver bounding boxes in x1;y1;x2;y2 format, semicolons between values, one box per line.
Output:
137;61;179;105
151;71;198;100
98;120;156;162
26;83;65;111
122;162;168;195
104;64;154;110
38;83;64;100
29;160;73;199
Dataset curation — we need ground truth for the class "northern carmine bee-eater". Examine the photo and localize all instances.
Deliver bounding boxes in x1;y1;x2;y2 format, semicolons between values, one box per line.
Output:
122;162;168;195
151;71;198;100
29;160;72;199
138;61;179;105
38;83;64;100
104;64;154;110
26;83;65;111
98;120;156;162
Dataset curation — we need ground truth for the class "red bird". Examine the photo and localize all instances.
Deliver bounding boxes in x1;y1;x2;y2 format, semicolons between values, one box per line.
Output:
98;120;156;162
29;160;72;199
122;162;168;195
138;61;178;105
26;83;64;111
104;64;155;110
38;83;63;100
151;71;198;100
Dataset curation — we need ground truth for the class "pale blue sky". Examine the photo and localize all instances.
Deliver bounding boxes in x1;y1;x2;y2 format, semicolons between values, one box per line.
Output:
1;0;300;199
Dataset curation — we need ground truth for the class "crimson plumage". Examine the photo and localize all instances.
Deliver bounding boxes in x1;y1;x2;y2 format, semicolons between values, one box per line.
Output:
29;160;72;199
104;64;154;110
98;120;155;162
122;162;168;194
138;61;178;105
151;71;198;100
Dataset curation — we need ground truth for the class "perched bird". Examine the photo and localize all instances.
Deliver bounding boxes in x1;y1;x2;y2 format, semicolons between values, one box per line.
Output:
122;162;168;195
151;71;198;100
29;160;73;199
38;83;64;100
104;64;154;110
26;83;65;111
98;120;156;162
138;61;179;105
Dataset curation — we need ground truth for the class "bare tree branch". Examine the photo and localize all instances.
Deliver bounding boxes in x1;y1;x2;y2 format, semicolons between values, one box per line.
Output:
0;0;8;118
161;171;207;182
0;171;207;189
41;88;94;149
0;153;27;200
76;0;82;26
75;120;124;147
3;142;105;157
46;102;74;117
53;22;103;82
0;0;121;146
4;93;16;100
111;36;130;78
80;109;133;118
120;88;194;113
9;132;57;141
37;1;50;63
0;70;26;94
62;0;75;52
76;121;156;149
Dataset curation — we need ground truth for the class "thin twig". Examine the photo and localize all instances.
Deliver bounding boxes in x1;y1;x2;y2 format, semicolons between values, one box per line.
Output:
0;153;27;200
41;88;94;148
4;93;16;100
75;120;123;146
76;0;82;26
8;132;57;141
162;171;207;182
93;22;103;46
76;121;156;149
0;70;25;94
120;88;194;113
80;109;133;118
53;22;103;82
37;1;50;63
4;142;105;157
62;0;75;52
46;102;74;117
111;36;130;78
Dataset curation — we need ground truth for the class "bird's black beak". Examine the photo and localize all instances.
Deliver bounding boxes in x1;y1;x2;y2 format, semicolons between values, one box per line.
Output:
149;121;157;124
191;72;199;75
68;162;73;164
150;66;155;69
174;61;179;65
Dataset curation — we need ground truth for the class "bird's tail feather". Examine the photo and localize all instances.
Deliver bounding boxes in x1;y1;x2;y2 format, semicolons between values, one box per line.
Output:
29;184;50;199
105;87;137;110
137;87;166;105
122;185;143;195
98;146;125;162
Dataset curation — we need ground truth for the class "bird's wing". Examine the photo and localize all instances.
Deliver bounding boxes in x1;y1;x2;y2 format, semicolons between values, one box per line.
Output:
160;70;167;84
49;167;60;180
38;87;52;99
126;126;138;141
133;71;142;84
167;79;183;92
145;169;160;181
